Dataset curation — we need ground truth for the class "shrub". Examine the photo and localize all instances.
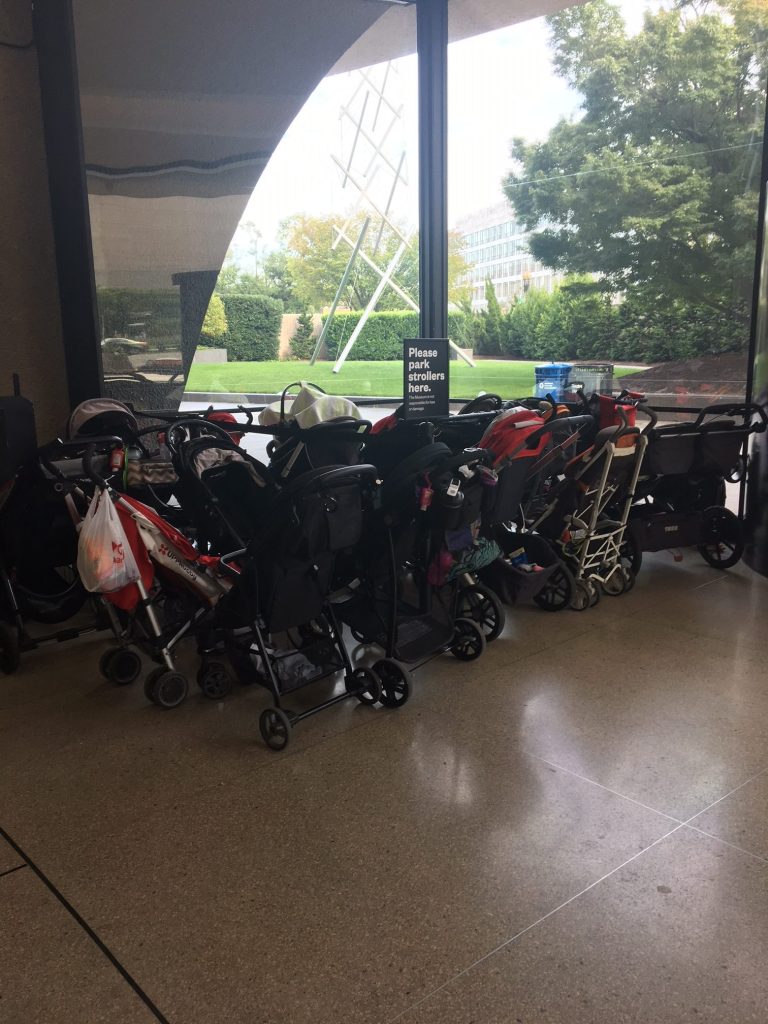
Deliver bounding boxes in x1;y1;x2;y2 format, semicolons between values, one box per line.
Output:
321;310;469;360
290;309;317;359
220;294;282;361
97;288;181;350
200;294;228;342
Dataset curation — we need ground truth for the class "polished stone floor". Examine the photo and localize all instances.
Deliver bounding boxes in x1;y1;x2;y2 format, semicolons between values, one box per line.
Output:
1;552;766;1023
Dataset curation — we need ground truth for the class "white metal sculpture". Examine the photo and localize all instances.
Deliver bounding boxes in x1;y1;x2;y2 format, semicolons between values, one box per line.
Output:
320;60;474;373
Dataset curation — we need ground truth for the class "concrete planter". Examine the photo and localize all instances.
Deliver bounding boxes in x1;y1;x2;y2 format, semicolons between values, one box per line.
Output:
193;348;228;364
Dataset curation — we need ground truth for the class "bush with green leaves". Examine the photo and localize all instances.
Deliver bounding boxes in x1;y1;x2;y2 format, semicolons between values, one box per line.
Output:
200;293;228;343
321;310;469;361
97;288;181;350
289;309;317;359
220;294;282;361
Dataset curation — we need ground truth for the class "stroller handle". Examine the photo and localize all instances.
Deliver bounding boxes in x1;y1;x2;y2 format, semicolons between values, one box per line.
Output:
165;417;235;454
636;403;659;432
693;401;768;431
436;447;493;474
276;463;380;503
82;435;127;489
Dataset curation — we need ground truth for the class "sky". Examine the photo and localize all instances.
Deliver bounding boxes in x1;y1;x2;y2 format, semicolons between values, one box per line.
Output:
233;0;669;266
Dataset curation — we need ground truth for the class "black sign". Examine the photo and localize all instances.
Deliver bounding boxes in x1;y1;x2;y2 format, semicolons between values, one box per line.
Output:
403;339;450;420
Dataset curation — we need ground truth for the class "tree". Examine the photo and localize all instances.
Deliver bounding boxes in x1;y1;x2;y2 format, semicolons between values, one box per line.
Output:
504;0;768;338
263;250;301;312
477;279;505;356
290;308;317;359
279;212;468;311
200;293;228;344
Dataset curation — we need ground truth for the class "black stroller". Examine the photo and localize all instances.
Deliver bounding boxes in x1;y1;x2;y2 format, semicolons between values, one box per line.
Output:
171;426;392;749
474;405;594;612
0;385;112;674
627;402;768;569
335;442;491;700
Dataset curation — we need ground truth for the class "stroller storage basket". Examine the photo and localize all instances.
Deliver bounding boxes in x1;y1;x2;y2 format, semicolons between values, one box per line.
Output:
642;427;698;477
628;511;705;552
480;531;559;604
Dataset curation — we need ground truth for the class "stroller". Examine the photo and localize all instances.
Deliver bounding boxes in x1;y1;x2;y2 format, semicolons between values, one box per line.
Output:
0;384;112;674
529;402;648;610
170;427;392;749
335;442;493;698
627;401;768;570
473;405;594;612
80;438;235;704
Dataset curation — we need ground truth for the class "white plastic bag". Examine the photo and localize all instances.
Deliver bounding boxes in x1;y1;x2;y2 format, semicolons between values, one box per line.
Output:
77;490;140;593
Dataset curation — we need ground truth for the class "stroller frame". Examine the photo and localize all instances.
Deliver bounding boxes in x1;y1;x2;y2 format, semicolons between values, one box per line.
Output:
530;418;648;609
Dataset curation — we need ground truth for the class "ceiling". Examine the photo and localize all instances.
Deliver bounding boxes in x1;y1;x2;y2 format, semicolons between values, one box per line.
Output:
73;0;582;290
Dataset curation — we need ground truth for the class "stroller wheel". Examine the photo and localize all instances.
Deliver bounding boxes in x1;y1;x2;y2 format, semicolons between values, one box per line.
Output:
346;667;382;706
374;659;412;709
450;617;486;662
0;621;20;675
259;707;292;751
620;535;643;577
197;660;234;701
144;668;188;709
698;507;744;569
99;647;142;686
533;562;574;612
456;583;505;642
601;568;629;597
571;579;596;612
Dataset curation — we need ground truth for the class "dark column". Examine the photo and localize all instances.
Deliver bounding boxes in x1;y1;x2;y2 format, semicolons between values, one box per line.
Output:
34;0;103;405
744;82;768;576
172;271;219;379
417;0;448;340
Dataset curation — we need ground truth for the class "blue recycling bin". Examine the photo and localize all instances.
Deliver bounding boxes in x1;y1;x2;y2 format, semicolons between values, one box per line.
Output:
534;363;573;401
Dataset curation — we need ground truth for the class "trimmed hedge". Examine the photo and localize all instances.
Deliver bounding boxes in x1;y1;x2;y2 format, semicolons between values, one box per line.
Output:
97;288;181;350
220;294;282;362
321;311;469;361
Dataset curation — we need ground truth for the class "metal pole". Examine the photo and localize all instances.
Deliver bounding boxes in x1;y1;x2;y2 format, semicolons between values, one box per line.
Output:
333;240;409;373
417;0;449;341
309;217;371;365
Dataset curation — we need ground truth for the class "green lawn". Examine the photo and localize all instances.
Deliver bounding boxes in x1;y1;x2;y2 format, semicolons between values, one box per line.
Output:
187;359;636;400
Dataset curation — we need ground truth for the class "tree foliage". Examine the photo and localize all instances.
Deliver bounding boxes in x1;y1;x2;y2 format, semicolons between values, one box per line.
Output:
290;309;317;359
200;293;228;342
279;212;468;311
504;0;768;339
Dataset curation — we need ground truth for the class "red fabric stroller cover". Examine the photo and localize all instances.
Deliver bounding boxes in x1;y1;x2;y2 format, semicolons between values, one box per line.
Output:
477;408;549;468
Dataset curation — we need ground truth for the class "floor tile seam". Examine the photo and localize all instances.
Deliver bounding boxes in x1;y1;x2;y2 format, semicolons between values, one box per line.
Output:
0;712;390;860
690;574;729;590
681;823;768;866
682;765;768;824
0;862;27;880
0;821;172;1024
383;822;685;1024
525;753;682;824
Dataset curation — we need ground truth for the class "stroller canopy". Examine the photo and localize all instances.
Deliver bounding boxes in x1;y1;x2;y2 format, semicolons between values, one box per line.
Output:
67;398;139;441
